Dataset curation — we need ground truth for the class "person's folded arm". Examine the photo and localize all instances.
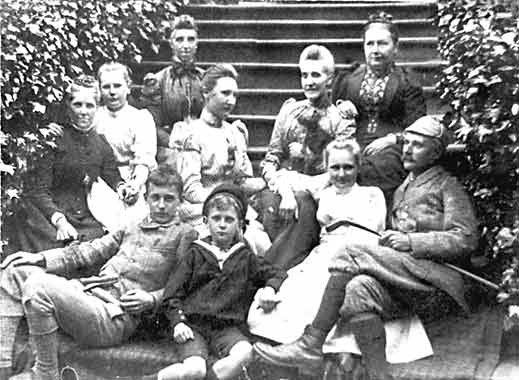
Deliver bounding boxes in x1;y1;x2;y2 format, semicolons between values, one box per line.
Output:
130;109;157;187
43;229;125;276
178;136;212;203
250;254;288;292
162;248;196;328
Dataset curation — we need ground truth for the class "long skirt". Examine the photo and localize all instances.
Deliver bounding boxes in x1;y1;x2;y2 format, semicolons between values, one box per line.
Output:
10;199;105;254
248;230;379;343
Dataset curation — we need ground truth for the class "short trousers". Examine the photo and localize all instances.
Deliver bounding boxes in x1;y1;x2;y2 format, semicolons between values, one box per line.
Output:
175;320;249;361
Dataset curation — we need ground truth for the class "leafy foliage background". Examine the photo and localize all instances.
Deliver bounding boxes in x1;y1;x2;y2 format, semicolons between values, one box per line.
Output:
0;0;180;255
437;0;519;315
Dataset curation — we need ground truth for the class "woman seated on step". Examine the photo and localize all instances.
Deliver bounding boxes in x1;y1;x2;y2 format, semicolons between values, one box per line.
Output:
248;136;385;344
332;11;427;207
255;44;358;269
10;75;136;253
173;63;270;254
93;62;157;230
253;116;479;380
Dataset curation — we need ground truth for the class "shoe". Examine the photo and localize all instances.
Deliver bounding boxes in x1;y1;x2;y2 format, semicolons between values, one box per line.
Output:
253;325;325;370
350;313;393;380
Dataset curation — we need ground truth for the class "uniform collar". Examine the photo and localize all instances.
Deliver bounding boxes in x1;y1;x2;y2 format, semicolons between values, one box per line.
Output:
193;238;246;266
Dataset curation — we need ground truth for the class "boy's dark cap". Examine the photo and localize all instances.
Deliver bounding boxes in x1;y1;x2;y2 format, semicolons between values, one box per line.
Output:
202;183;248;220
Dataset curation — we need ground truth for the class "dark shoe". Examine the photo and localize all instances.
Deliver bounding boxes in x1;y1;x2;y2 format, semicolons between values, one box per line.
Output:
253;325;325;370
350;313;393;380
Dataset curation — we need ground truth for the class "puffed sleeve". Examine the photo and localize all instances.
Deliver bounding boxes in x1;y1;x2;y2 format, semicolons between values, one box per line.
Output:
261;98;296;170
408;177;479;262
130;108;157;171
230;121;253;178
329;103;357;139
178;134;212;203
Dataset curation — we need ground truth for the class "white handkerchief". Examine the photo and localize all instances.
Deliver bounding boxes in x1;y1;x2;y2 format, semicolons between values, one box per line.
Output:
322;315;433;363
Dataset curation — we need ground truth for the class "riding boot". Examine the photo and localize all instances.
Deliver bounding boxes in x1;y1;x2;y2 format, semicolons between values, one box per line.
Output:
253;325;327;370
350;313;393;380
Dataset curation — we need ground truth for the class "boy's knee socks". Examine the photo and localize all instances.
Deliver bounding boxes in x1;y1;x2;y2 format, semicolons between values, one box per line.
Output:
30;330;59;380
0;316;20;371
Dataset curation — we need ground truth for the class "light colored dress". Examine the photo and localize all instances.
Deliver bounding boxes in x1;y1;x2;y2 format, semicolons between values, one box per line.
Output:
176;110;252;225
92;104;157;230
248;183;386;343
95;104;157;181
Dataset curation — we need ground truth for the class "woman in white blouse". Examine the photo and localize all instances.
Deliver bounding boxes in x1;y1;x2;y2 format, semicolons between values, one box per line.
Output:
248;137;385;343
93;62;157;228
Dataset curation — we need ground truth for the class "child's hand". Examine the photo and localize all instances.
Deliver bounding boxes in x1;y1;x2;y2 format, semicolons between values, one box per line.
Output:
256;287;281;313
174;322;194;343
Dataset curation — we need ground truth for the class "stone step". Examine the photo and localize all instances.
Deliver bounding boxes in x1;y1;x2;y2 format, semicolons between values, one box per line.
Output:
196;37;439;63
196;18;437;39
133;60;443;88
233;86;440;116
184;1;437;21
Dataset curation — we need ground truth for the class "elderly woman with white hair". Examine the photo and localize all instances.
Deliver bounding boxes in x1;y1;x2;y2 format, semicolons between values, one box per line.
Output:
254;116;479;380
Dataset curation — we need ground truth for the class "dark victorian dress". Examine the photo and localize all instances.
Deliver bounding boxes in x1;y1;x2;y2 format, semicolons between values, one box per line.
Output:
130;59;205;149
332;64;427;206
14;125;121;252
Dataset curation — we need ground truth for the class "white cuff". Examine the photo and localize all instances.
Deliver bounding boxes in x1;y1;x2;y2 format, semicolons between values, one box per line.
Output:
50;212;66;226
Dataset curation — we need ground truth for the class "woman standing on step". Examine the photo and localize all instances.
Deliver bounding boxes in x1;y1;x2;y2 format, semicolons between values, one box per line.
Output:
131;14;204;162
332;11;426;208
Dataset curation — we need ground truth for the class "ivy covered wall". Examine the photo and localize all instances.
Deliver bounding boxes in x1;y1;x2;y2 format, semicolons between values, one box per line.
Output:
0;0;180;255
437;0;519;322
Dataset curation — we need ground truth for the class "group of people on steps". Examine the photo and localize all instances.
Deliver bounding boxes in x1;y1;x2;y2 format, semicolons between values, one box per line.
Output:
1;12;479;380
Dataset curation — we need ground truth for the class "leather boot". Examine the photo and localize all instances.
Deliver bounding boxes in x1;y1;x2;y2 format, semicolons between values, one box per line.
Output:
253;325;326;370
350;313;393;380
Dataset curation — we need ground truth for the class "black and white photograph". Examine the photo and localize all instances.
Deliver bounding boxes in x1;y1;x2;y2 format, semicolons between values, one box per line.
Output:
1;0;518;379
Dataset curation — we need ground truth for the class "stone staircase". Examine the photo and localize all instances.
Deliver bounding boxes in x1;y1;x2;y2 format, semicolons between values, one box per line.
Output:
137;0;442;161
